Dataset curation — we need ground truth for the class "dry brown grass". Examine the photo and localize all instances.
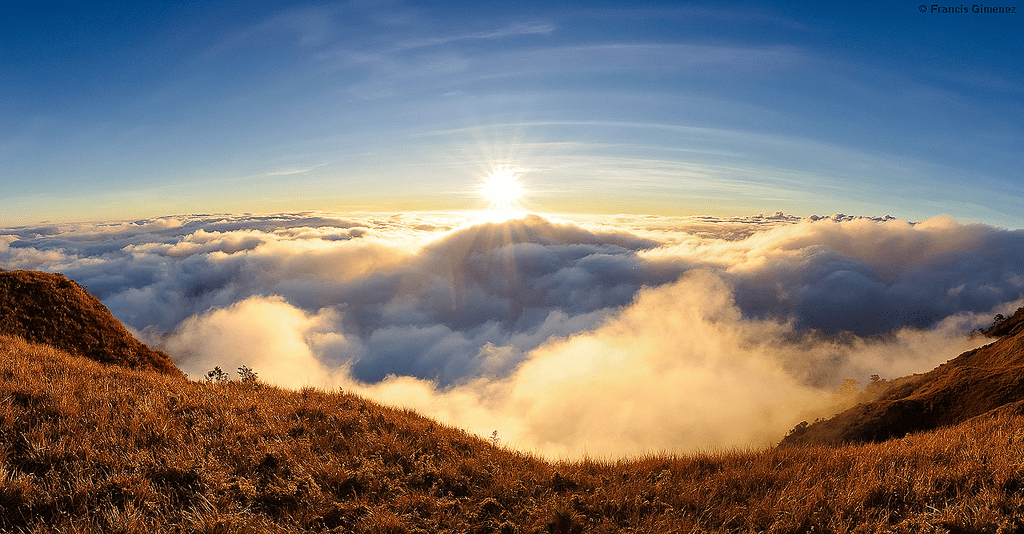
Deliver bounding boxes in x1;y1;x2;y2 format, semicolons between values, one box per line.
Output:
3;333;1024;533
783;306;1024;448
0;270;179;375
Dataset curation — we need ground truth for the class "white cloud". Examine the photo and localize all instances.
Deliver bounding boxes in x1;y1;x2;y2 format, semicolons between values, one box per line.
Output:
167;295;350;387
2;211;1022;457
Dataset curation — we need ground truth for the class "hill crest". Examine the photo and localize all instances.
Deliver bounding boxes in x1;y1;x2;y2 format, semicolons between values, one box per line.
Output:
0;269;180;375
782;306;1024;446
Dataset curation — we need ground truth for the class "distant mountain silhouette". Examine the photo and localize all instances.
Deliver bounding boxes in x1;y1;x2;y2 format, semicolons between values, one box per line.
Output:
0;269;180;375
782;306;1024;446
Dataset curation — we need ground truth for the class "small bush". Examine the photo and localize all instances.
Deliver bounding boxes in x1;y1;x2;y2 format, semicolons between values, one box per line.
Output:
237;365;258;383
204;366;229;383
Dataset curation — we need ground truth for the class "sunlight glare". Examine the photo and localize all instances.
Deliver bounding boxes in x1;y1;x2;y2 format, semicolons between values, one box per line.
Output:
479;167;526;210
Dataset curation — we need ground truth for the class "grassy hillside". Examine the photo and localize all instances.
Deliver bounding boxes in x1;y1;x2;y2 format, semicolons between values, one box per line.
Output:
782;306;1024;447
0;270;179;375
3;333;1024;533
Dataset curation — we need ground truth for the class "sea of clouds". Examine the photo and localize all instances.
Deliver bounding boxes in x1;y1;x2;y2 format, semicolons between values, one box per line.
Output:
2;211;1022;457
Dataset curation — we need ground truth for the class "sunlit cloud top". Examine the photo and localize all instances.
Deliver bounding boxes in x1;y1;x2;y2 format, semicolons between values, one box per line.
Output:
3;212;1023;456
1;1;1021;226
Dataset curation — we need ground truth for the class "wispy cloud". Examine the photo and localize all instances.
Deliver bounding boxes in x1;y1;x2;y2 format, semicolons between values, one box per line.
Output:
264;166;318;176
394;22;556;50
200;5;344;60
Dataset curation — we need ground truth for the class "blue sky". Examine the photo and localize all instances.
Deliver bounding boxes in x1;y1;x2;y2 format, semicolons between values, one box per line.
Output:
2;1;1021;226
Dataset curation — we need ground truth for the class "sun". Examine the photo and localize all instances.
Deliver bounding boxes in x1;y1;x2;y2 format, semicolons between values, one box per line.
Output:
479;166;526;210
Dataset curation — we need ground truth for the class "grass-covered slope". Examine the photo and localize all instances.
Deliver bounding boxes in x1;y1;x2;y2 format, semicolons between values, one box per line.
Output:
0;270;179;375
3;269;1024;532
3;334;1024;533
782;307;1024;447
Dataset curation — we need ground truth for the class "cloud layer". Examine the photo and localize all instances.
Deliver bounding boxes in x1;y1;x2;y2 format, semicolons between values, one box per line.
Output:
3;211;1022;457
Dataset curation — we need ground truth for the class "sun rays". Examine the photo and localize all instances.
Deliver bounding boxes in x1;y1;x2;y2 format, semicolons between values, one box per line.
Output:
475;165;529;223
480;166;526;208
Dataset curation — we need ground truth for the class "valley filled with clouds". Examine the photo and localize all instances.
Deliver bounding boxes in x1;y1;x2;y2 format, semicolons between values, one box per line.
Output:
3;212;1022;457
